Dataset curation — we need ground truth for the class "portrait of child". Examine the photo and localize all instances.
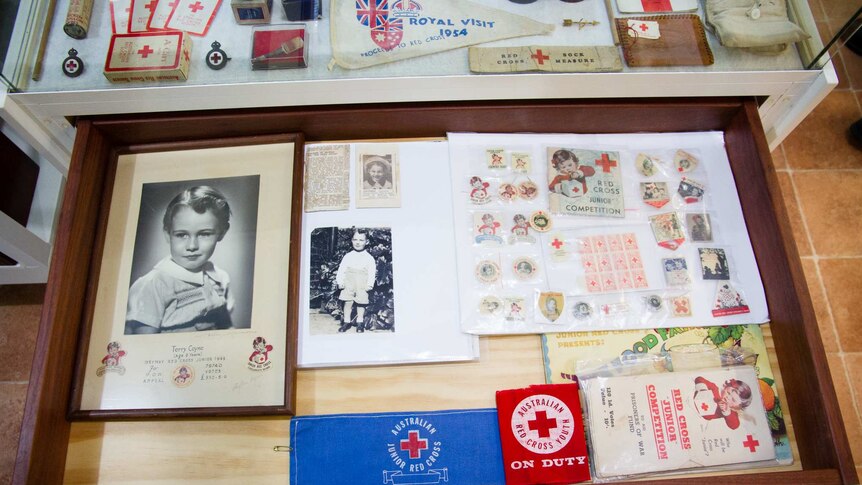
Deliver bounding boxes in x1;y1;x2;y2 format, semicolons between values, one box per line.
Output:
125;176;259;334
309;226;395;335
362;155;394;189
548;148;596;196
693;376;754;430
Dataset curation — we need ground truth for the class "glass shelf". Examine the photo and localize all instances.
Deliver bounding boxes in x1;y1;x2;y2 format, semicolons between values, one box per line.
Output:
0;0;835;94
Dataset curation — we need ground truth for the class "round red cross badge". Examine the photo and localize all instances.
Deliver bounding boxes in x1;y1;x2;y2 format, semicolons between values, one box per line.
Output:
206;41;231;70
510;393;574;454
62;48;84;78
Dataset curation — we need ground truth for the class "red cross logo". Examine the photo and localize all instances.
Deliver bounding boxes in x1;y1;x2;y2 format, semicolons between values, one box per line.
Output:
137;45;154;58
169;0;179;6
639;23;649;32
589;279;598;288
595;153;617;173
66;60;78;70
551;238;563;249
742;435;760;452
528;411;557;438
209;52;222;63
531;49;550;65
596;240;604;249
675;300;689;313
635;274;644;283
144;0;157;11
400;430;428;459
183;50;190;62
701;402;709;411
189;1;204;12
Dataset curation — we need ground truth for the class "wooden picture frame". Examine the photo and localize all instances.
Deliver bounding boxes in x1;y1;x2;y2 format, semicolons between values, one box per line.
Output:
68;133;304;419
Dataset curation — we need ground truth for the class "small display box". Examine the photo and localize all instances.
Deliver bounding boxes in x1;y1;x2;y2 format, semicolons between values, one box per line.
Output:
231;0;273;25
281;0;320;21
251;24;308;70
104;31;192;83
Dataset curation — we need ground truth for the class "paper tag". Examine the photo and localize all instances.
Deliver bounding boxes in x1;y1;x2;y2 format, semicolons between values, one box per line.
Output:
627;19;661;39
128;0;155;32
148;0;179;30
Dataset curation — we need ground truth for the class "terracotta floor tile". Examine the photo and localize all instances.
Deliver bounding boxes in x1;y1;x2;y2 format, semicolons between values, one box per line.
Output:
820;258;862;352
0;285;44;381
0;383;28;485
826;354;862;467
831;50;852;90
777;172;812;256
771;146;787;170
801;258;838;352
841;47;862;91
808;0;828;23
793;171;862;255
782;91;862;169
840;353;862;465
820;0;862;24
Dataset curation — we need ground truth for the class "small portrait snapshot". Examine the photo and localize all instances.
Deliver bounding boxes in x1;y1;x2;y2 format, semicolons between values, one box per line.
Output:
309;227;395;335
125;176;260;335
699;248;730;280
686;213;713;242
356;145;401;208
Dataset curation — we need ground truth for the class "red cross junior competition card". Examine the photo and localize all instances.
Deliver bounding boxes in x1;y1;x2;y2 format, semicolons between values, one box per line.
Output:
495;383;590;484
582;366;775;479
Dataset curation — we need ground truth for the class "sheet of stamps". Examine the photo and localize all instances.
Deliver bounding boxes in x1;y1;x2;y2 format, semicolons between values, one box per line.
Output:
547;148;624;218
583;366;776;479
355;144;401;209
304;144;350;212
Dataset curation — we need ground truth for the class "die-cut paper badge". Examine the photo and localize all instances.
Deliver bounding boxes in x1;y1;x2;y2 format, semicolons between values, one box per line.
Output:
512;152;531;173
509;214;535;244
487;148;507;169
499;183;518;202
649;212;686;250
677;177;705;204
469;176;492;204
712;282;750;317
479;295;503;316
635;153;658;176
530;211;552;232
538;292;564;323
640;181;670;208
476;260;501;284
475;212;504;245
518;181;538;200
674;149;699;173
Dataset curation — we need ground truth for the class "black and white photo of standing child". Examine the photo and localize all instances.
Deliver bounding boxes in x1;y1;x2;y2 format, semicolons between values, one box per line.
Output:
309;227;395;335
125;176;259;334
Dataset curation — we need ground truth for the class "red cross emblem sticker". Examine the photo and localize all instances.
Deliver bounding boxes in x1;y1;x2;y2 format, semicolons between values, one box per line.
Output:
551;238;564;250
400;430;428;459
531;49;550;65
595;153;618;173
742;434;760;452
189;0;205;13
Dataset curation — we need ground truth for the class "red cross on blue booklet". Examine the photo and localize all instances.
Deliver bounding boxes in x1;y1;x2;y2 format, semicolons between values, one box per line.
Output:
495;383;590;484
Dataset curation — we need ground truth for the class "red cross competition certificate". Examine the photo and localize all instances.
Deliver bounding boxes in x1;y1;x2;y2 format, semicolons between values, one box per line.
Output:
582;366;776;479
166;0;220;36
495;383;590;484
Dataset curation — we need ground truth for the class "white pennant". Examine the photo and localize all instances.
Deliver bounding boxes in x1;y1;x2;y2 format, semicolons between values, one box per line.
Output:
330;0;555;69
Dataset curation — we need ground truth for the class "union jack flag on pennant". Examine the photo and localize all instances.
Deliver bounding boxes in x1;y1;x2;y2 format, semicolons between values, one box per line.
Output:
356;0;403;50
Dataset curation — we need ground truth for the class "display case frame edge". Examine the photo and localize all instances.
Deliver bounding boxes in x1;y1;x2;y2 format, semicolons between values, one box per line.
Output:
13;99;857;484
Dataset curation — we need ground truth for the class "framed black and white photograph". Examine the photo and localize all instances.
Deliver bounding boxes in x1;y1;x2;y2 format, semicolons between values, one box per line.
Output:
308;226;395;335
125;176;259;335
70;134;303;418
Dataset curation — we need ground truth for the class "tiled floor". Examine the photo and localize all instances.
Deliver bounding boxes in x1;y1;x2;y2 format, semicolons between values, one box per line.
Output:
3;4;862;484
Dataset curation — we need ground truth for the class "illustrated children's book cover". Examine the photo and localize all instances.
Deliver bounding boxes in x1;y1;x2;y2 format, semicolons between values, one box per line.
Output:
582;366;776;478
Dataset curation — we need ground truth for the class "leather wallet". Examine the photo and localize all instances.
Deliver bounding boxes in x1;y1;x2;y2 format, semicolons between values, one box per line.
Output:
615;14;715;67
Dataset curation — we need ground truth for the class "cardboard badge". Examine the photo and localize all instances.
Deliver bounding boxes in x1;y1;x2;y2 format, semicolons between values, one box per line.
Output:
496;383;590;484
330;0;554;69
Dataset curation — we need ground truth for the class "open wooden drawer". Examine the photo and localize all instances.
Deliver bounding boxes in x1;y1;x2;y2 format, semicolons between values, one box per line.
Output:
13;98;857;484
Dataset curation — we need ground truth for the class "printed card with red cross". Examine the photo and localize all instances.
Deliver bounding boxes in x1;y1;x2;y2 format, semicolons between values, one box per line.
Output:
127;0;157;32
616;0;698;13
148;0;180;30
583;366;775;479
166;0;221;36
496;383;591;484
109;0;132;33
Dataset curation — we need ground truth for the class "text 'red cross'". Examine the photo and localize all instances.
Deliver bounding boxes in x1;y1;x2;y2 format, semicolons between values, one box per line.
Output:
742;435;760;452
531;49;550;65
400;430;428;459
144;0;157;11
551;239;563;249
189;1;205;13
137;45;154;58
595;153;617;173
528;410;557;438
